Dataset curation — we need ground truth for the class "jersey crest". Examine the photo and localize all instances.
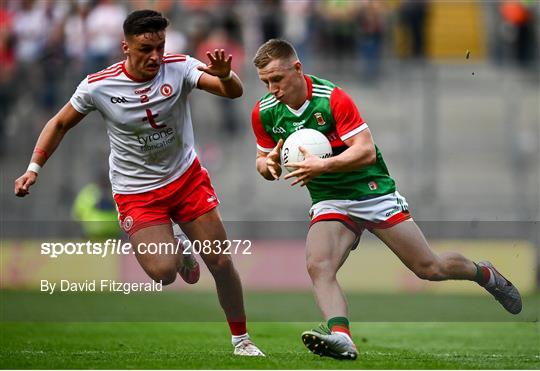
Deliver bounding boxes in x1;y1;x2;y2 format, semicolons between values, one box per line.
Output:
314;112;326;126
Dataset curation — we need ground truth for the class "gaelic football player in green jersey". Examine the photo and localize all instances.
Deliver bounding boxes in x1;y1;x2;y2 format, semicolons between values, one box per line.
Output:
251;39;522;360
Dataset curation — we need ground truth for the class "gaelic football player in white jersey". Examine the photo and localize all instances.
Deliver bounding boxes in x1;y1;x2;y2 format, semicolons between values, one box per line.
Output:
251;39;522;360
14;9;263;356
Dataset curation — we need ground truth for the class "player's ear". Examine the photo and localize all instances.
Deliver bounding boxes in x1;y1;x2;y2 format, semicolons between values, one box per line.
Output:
293;60;302;74
122;39;129;55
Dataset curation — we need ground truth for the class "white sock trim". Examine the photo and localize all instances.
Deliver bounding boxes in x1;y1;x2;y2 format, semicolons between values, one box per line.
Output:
232;333;249;346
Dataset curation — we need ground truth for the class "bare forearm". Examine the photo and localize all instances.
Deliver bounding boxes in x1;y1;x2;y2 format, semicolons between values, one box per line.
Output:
323;144;376;173
14;118;68;197
28;103;85;166
15;103;83;197
220;72;243;98
30;119;70;166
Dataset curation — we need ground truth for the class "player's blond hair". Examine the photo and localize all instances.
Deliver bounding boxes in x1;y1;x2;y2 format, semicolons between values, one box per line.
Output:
253;39;299;69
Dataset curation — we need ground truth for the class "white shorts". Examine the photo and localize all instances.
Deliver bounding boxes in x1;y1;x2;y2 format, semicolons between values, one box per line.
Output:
309;191;411;236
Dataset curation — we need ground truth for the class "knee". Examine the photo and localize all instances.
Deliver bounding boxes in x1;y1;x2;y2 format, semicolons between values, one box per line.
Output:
413;259;446;281
306;258;335;281
146;264;177;285
206;255;233;276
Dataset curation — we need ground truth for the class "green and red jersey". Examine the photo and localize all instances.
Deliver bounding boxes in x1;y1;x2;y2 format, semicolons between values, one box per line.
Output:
251;74;396;204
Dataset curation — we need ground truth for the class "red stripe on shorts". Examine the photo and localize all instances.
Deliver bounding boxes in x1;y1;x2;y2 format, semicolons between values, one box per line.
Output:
311;212;363;235
364;210;411;230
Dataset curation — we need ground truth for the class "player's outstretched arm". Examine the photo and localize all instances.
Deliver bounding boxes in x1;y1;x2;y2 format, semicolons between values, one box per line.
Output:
14;102;86;197
197;49;243;98
256;139;283;181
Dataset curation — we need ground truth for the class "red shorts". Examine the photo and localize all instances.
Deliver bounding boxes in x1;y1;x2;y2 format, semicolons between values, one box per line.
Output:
113;158;219;236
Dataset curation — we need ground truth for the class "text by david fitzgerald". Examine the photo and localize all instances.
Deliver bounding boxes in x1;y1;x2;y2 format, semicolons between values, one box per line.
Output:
40;280;162;295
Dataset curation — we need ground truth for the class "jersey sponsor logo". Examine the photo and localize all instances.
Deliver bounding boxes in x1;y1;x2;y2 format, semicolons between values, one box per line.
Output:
292;120;305;131
160;83;173;97
385;207;400;217
314;112;326;126
368;181;378;191
207;195;217;203
134;87;151;95
137;127;176;153
272;126;286;134
143;109;166;129
110;96;128;104
137;127;175;145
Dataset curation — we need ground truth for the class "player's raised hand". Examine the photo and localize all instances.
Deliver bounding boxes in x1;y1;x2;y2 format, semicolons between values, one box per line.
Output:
197;49;232;79
284;146;327;187
14;171;38;197
266;139;283;180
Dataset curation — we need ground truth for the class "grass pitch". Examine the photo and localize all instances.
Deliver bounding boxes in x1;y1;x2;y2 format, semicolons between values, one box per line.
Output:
1;291;539;369
1;322;538;369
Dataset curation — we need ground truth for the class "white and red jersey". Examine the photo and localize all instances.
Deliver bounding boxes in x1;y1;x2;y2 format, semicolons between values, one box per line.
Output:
70;54;204;194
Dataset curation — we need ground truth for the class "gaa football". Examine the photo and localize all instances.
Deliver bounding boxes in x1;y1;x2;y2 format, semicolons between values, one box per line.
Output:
280;128;332;172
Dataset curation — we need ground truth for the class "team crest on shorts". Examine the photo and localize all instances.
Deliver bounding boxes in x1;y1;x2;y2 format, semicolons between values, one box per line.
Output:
314;112;326;126
160;84;173;97
123;216;134;231
368;181;378;191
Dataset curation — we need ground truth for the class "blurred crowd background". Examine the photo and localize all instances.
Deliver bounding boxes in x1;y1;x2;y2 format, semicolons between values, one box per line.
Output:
0;0;538;236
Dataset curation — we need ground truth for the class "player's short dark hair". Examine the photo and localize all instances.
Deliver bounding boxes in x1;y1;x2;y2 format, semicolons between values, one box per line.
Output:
123;9;169;37
253;39;299;69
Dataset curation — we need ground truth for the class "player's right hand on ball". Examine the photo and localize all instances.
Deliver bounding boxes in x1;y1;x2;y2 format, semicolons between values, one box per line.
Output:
266;139;283;180
14;171;37;197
